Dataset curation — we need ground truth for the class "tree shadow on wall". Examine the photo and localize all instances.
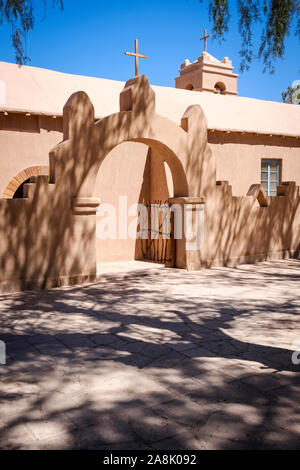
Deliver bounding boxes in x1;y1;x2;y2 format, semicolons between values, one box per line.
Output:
0;75;299;450
0;75;193;292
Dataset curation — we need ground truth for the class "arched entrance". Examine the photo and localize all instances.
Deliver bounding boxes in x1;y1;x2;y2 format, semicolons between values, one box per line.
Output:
48;74;209;283
94;140;178;268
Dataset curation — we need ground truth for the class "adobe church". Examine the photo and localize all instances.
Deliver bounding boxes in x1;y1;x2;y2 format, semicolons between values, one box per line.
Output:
0;44;299;293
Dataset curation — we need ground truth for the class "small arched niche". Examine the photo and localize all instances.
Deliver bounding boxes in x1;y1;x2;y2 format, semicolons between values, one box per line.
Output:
2;166;49;199
214;81;226;94
185;84;194;90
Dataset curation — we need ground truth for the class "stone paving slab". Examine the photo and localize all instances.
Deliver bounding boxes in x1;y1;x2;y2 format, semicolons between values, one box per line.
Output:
0;259;300;449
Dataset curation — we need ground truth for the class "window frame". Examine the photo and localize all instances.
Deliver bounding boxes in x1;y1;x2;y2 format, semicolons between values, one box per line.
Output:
261;159;281;196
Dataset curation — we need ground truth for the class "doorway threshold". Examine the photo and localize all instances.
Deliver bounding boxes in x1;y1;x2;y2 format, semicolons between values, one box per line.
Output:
97;260;165;276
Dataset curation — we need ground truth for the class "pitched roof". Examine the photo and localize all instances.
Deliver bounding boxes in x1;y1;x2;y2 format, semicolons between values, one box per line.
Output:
1;61;300;137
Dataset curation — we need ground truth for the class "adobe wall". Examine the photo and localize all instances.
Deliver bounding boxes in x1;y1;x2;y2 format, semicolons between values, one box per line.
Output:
201;181;300;267
209;131;300;196
0;114;62;196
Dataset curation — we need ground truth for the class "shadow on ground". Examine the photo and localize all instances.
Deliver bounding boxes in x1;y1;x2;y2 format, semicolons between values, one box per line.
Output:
0;259;300;449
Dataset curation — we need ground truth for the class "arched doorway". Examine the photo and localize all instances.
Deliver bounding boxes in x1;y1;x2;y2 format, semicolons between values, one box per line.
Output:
56;75;205;282
94;139;178;268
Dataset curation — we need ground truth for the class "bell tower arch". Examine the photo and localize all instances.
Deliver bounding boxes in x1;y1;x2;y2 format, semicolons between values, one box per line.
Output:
175;51;238;96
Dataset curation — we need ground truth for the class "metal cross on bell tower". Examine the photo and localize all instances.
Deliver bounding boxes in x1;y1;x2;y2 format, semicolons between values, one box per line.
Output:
200;29;211;52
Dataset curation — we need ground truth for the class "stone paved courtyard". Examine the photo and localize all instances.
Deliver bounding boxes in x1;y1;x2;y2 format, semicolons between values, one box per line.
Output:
0;259;300;450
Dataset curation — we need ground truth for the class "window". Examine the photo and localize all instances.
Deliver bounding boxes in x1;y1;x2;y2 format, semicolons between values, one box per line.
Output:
261;160;280;196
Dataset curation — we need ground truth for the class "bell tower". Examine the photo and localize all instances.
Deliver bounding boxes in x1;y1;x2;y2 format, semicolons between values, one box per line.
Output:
175;51;239;96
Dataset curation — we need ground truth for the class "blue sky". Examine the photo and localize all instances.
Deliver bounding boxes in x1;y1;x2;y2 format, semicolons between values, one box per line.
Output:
0;0;299;102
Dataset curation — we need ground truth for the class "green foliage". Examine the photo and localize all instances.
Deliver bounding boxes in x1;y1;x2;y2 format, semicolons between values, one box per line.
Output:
282;84;300;103
0;0;63;64
204;0;300;72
